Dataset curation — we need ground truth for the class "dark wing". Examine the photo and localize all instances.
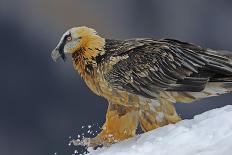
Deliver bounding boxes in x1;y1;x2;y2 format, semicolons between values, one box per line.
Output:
102;38;232;99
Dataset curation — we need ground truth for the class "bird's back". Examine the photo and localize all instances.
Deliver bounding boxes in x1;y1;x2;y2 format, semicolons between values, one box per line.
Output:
99;38;232;102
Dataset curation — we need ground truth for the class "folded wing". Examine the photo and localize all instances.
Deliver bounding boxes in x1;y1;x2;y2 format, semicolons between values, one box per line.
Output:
103;38;232;99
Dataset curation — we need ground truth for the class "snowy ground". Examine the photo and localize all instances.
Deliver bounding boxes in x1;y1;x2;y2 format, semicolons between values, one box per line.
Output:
88;105;232;155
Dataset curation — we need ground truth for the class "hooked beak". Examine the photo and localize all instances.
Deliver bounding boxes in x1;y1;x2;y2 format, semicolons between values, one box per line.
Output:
51;46;66;62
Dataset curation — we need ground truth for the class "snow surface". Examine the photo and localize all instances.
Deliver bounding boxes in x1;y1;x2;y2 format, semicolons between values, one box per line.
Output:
88;105;232;155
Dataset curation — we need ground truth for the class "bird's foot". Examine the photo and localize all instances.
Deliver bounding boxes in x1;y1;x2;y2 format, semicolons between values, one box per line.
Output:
70;136;113;148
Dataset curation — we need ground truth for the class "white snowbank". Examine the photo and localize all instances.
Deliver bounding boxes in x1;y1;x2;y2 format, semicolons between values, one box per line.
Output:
88;105;232;155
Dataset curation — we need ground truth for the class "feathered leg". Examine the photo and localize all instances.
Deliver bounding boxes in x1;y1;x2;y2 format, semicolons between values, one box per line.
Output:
139;98;181;132
77;102;139;147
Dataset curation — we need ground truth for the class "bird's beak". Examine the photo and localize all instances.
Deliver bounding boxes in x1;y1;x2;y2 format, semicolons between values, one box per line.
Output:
51;46;66;62
51;48;60;62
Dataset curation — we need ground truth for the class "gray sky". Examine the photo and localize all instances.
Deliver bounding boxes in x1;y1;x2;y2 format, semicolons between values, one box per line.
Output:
1;0;232;155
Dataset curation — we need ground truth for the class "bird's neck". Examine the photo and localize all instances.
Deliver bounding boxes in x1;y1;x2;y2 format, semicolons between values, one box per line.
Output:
72;50;101;95
71;33;106;73
72;49;96;76
71;34;107;95
77;34;106;60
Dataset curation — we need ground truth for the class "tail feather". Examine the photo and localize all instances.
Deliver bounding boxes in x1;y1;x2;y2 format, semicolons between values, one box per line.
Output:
222;82;232;92
216;50;232;59
207;49;232;59
203;49;232;75
208;49;232;92
211;77;232;82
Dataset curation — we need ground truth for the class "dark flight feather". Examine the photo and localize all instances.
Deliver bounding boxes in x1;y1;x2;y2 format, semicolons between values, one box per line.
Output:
101;38;232;99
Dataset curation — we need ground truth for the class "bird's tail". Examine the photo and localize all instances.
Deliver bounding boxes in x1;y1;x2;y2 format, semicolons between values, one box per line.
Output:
207;49;232;93
196;49;232;98
210;77;232;93
223;82;232;92
222;50;232;91
214;49;232;59
170;82;232;104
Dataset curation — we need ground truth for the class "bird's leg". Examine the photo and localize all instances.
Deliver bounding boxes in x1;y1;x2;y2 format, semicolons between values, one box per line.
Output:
139;98;181;132
72;102;139;147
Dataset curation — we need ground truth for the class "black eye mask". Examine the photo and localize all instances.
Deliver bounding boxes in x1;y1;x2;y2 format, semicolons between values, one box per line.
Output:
58;33;72;61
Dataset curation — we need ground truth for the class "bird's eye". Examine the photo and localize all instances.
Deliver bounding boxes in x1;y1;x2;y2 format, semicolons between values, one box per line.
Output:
67;36;72;41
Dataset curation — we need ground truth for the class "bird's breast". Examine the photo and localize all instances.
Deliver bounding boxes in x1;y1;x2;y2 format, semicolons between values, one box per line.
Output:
72;55;154;109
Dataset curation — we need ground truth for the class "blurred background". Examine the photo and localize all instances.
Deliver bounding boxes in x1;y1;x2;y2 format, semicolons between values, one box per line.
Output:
1;0;232;155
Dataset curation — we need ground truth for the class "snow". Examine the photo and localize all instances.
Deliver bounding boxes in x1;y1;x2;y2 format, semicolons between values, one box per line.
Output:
88;105;232;155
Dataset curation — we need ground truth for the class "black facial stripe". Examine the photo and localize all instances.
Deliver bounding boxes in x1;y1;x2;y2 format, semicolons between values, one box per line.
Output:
58;33;71;61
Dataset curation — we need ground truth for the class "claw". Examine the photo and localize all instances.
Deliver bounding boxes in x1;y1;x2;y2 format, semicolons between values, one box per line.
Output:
70;137;113;148
70;138;91;146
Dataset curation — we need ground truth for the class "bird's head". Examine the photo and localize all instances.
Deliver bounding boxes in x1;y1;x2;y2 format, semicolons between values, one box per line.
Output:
51;26;105;62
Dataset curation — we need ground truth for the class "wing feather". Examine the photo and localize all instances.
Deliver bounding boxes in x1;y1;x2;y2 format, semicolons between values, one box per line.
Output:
102;39;232;99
